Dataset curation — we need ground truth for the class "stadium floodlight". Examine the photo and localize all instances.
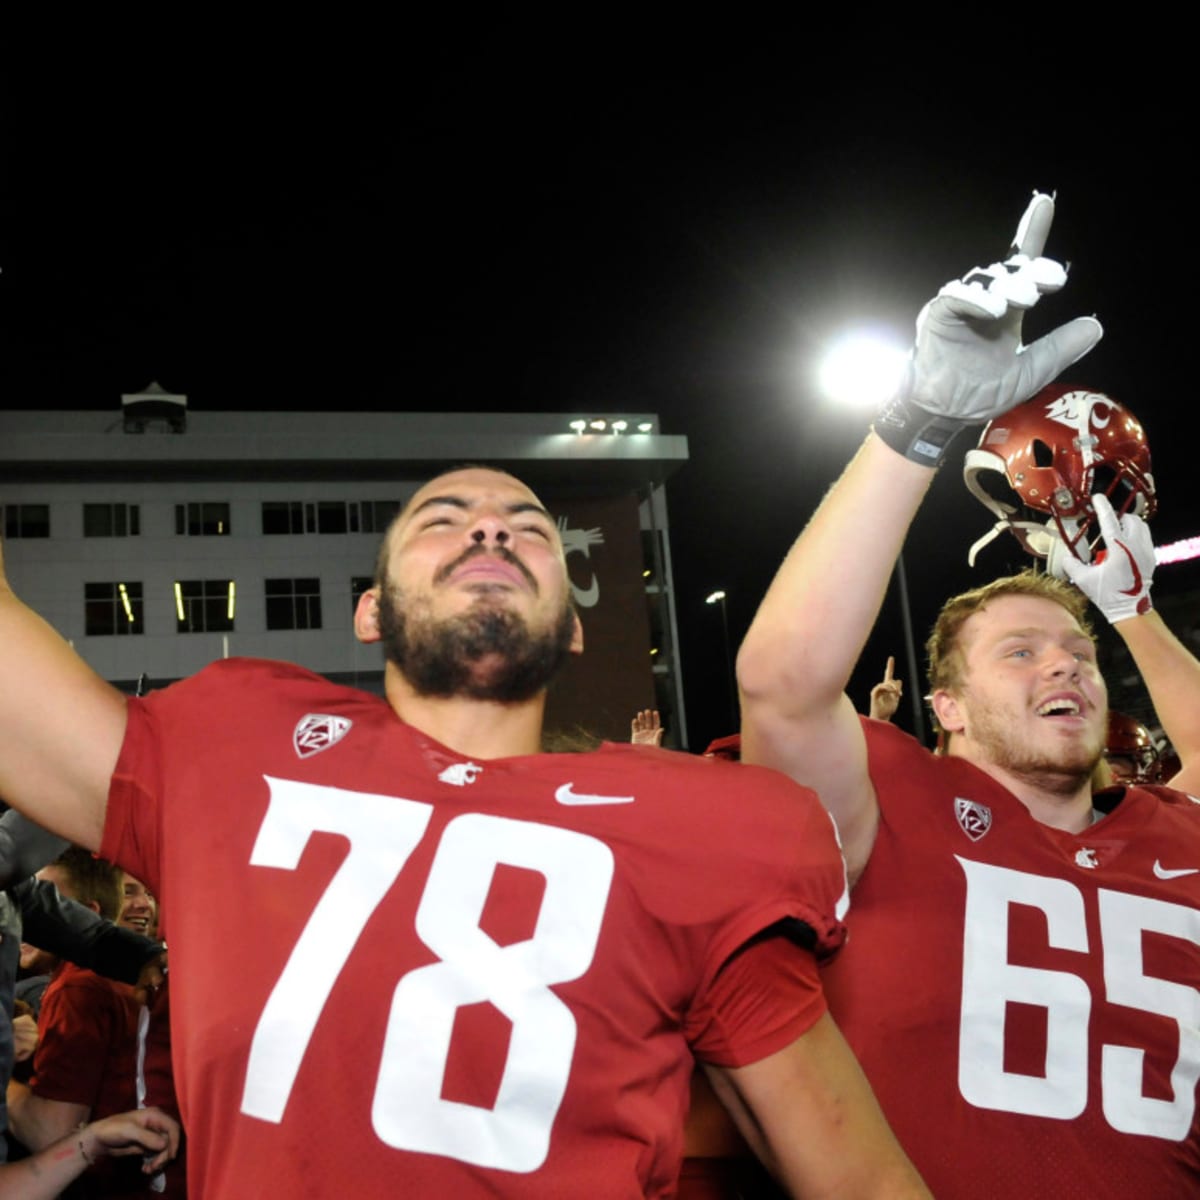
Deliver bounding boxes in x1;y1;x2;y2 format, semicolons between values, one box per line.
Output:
569;419;587;433
817;329;908;409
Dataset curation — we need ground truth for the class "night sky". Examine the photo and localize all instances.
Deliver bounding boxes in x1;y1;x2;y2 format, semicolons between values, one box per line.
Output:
4;53;1194;749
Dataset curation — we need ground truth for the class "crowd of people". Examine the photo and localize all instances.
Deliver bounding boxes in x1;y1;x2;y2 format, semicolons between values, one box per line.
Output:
1;192;1198;1197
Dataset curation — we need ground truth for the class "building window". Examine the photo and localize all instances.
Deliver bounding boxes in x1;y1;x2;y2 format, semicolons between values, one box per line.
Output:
175;502;231;536
260;500;399;535
175;579;235;632
265;578;322;631
85;582;144;636
314;501;347;535
2;504;50;538
262;502;304;535
350;576;374;613
358;501;400;533
83;503;140;538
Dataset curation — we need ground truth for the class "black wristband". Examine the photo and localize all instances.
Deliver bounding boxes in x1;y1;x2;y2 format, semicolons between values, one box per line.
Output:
873;393;970;468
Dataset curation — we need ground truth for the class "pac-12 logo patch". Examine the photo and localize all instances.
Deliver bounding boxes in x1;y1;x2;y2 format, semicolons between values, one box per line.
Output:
293;714;353;759
954;798;992;842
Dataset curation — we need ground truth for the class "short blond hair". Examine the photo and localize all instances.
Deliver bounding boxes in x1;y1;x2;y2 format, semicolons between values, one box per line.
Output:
927;570;1093;699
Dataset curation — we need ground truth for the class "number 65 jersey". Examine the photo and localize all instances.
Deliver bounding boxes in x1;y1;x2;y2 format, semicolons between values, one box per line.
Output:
824;718;1200;1198
101;659;848;1199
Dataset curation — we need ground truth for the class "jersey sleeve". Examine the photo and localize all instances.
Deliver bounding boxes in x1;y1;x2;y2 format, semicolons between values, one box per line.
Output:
663;758;847;1067
102;694;165;899
684;927;826;1067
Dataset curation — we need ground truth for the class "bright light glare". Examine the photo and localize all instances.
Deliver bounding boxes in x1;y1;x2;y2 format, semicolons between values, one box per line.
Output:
1157;536;1200;565
818;331;908;409
569;419;586;433
705;590;726;605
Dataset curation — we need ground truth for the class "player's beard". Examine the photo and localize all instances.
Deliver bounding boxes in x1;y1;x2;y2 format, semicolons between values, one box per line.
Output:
963;691;1106;796
376;571;577;703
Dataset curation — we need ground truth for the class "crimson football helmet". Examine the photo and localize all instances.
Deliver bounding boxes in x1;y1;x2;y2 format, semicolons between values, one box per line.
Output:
1104;711;1163;786
964;383;1156;577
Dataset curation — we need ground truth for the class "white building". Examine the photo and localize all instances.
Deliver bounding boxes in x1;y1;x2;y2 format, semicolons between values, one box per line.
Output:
0;398;690;744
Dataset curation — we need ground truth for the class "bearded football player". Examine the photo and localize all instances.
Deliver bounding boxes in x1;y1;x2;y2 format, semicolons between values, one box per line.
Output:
0;467;928;1197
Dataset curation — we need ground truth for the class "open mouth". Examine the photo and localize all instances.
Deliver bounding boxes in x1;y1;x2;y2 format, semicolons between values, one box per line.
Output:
1036;698;1081;717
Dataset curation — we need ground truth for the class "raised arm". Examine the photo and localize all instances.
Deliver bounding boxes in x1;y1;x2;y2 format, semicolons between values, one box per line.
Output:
0;541;126;851
738;440;933;877
738;192;1102;879
1061;494;1200;793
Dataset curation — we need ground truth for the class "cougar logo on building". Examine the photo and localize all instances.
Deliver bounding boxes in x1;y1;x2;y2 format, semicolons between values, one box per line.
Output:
954;798;992;842
558;518;605;608
293;714;353;758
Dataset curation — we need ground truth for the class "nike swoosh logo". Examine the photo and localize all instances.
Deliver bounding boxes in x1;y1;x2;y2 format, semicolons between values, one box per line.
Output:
1116;538;1144;597
555;783;634;806
1153;860;1199;880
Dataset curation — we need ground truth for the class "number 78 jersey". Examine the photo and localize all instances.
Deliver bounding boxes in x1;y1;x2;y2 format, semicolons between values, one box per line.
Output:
825;718;1200;1198
102;659;848;1199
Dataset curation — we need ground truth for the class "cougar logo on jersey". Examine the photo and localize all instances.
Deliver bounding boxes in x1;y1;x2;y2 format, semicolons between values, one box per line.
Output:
1075;847;1099;869
954;798;992;842
438;761;483;786
293;714;352;759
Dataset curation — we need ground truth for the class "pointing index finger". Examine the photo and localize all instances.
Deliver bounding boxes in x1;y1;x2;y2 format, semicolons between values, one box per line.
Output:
1011;191;1056;260
884;655;895;682
1091;491;1123;545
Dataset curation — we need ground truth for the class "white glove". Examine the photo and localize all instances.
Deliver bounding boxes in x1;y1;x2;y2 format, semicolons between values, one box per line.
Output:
875;192;1103;466
1061;493;1155;623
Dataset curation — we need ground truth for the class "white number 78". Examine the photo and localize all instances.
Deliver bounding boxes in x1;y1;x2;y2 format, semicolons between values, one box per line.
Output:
240;776;614;1173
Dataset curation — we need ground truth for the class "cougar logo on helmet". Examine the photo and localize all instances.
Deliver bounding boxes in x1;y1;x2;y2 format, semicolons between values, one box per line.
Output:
964;383;1155;577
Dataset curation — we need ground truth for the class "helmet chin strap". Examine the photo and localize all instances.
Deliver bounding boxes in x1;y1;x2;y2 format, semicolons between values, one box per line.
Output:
967;521;1009;567
966;515;1088;579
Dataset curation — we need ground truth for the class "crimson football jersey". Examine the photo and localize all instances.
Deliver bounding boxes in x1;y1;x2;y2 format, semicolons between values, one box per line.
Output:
823;718;1200;1197
32;963;143;1196
102;659;848;1199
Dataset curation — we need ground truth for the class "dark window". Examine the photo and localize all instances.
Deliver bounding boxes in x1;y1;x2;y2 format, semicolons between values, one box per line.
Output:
265;578;322;630
316;502;348;534
361;501;400;533
85;582;144;636
258;500;399;537
175;579;235;632
83;503;140;538
175;502;231;536
3;504;50;538
262;501;304;535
